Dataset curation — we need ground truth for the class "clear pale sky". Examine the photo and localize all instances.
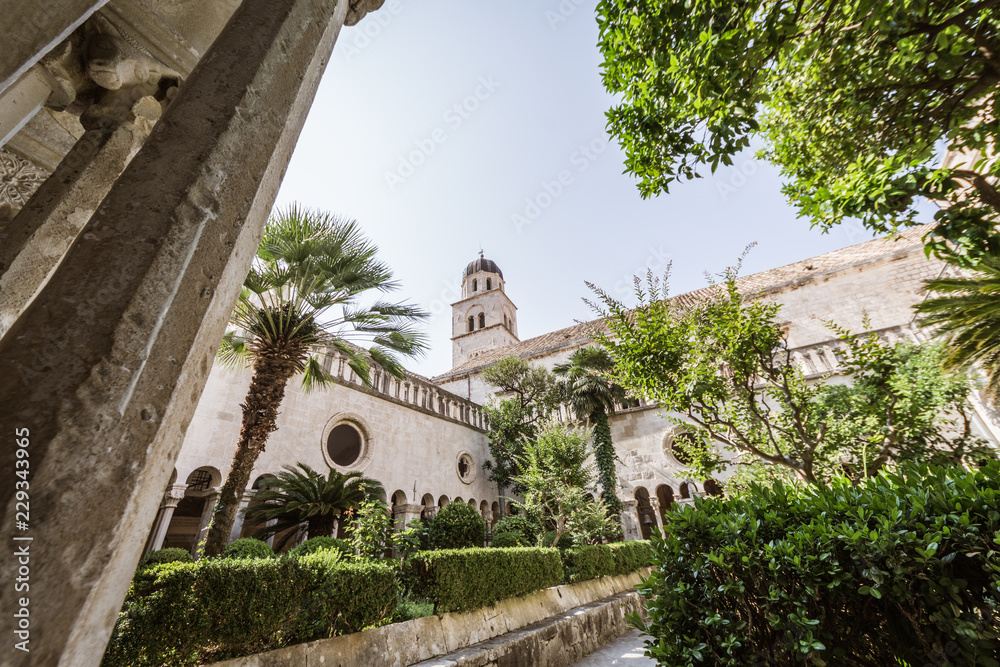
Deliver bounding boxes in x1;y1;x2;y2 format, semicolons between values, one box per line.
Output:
274;0;930;378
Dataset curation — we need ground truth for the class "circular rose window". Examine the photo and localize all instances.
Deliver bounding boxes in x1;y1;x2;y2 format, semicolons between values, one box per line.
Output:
456;451;476;484
664;431;697;466
327;423;364;467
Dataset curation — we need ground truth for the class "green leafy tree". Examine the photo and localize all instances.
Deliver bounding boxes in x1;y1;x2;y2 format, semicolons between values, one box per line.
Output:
393;519;429;558
203;205;426;556
481;357;563;500
553;346;628;524
347;498;396;560
917;256;1000;396
588;264;992;484
241;463;384;550
597;0;1000;259
513;422;616;547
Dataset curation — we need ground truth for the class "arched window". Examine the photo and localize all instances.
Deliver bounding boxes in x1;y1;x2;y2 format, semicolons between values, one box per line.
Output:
472;279;477;292
478;313;485;329
704;479;724;497
655;484;674;526
486;278;492;290
468;316;474;332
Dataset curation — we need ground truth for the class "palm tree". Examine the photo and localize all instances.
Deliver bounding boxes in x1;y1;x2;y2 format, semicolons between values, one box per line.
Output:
916;256;1000;396
553;346;627;522
242;463;383;550
202;205;426;557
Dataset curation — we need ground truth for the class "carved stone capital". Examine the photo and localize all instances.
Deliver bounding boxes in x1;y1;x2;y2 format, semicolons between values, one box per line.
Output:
164;483;189;504
346;0;387;26
84;15;179;91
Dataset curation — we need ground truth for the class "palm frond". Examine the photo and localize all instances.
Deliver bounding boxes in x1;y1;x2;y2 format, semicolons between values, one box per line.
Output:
300;355;336;392
216;331;253;369
917;258;1000;395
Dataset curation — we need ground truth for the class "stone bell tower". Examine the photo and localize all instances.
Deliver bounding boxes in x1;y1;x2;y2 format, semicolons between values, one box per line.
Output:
451;252;519;367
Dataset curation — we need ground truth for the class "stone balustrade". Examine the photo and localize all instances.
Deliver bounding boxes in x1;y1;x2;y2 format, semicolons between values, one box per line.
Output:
787;324;925;379
320;347;488;431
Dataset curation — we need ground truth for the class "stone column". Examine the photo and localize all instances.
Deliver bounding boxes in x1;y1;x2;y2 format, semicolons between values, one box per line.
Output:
193;488;220;557
227;489;257;543
393;503;423;531
0;87;164;334
0;0;106;93
0;0;365;663
621;500;641;541
143;483;187;555
649;498;665;536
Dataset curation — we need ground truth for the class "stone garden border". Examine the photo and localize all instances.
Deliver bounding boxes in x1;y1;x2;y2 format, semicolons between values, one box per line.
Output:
207;567;651;666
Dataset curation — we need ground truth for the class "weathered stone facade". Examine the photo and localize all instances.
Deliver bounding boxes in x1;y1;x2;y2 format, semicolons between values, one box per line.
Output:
433;228;1000;539
158;226;1000;551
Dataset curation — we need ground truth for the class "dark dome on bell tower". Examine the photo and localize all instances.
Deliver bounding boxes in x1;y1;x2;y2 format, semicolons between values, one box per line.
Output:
463;252;503;279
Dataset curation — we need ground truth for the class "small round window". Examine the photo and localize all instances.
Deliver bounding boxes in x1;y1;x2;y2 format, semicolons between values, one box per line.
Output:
327;423;363;467
666;432;697;466
456;451;476;483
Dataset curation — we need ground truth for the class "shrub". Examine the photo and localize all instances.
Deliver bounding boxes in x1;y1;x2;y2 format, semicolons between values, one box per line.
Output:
541;530;575;549
288;536;351;559
396;518;431;557
490;514;541;545
562;545;614;583
391;596;435;623
102;551;398;666
561;541;653;583
408;547;564;613
428;502;486;550
639;463;1000;666
491;531;527;548
220;537;273;560
138;548;193;569
606;541;653;575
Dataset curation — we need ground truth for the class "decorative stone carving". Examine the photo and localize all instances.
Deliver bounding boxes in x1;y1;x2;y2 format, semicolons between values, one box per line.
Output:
84;15;179;91
346;0;387;27
0;149;46;220
37;33;94;112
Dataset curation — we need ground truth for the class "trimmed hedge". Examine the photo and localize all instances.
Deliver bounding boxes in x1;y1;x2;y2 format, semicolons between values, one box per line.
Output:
639;463;1000;666
220;537;273;560
288;536;351;558
408;547;564;613
102;551;398;666
428;502;487;549
138;548;192;569
491;531;528;548
562;541;653;583
606;541;653;575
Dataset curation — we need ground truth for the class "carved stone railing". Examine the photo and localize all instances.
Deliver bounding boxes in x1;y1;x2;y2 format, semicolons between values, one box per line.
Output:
787;324;926;379
319;347;488;431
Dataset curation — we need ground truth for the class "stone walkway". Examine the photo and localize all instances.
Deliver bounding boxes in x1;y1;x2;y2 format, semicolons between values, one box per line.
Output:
571;630;657;666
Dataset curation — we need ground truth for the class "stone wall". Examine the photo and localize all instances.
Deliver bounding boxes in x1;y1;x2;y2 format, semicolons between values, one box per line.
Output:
207;569;650;667
166;347;496;549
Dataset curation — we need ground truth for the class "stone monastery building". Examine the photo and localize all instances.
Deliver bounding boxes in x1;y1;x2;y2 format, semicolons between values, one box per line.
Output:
4;4;999;662
146;226;1000;555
